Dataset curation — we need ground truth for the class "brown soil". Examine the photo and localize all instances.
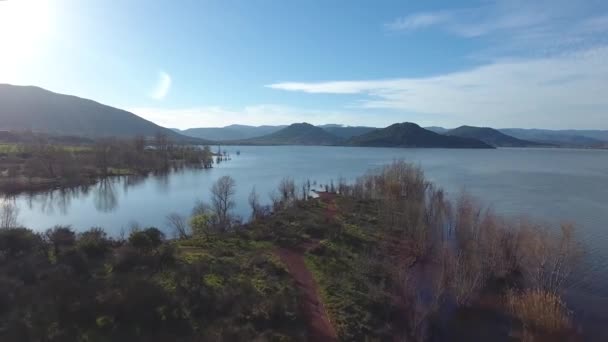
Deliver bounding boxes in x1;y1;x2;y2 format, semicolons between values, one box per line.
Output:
276;192;339;341
277;246;338;341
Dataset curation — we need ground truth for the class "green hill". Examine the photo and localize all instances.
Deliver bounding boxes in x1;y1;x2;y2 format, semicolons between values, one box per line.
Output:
348;122;493;148
233;123;343;145
447;125;543;147
0;84;207;143
179;124;286;141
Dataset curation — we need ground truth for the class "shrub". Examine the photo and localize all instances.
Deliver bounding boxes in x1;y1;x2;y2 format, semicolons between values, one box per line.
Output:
0;227;44;259
507;289;571;334
46;226;76;256
128;227;165;251
77;227;111;259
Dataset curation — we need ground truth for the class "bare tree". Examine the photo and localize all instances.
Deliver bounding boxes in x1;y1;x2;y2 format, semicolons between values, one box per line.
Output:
166;212;189;239
210;176;236;231
0;201;20;229
94;138;115;175
133;135;146;153
248;187;262;221
278;177;296;204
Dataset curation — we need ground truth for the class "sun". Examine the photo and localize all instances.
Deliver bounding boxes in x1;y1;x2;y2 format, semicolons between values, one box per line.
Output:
0;0;53;76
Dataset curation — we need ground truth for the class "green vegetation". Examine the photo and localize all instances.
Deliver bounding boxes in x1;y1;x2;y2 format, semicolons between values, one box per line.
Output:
0;225;305;341
0;163;583;341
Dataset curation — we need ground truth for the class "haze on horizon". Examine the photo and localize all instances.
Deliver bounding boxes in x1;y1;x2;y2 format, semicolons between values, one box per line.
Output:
1;0;608;130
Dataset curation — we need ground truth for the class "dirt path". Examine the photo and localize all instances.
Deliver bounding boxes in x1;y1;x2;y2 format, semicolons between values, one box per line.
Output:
276;192;339;341
277;246;338;341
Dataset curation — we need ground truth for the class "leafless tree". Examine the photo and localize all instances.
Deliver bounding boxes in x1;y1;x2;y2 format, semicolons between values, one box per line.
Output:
268;190;281;212
248;187;262;221
278;177;296;204
210;176;236;231
0;200;20;229
94;138;115;175
166;212;189;239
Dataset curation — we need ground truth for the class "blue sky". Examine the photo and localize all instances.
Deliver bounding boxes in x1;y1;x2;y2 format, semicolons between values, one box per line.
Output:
2;0;608;129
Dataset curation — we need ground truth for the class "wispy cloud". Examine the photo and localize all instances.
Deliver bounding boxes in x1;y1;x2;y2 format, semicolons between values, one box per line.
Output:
150;70;171;100
385;12;450;31
268;46;608;129
385;1;608;58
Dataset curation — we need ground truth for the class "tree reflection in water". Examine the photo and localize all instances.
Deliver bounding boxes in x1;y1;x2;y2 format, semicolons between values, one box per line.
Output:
94;178;118;212
25;186;89;215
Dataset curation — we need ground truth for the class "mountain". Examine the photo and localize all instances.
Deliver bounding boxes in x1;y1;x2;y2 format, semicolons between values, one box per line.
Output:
500;128;608;147
179;124;286;141
424;126;449;134
319;124;376;139
233;123;343;145
446;126;543;147
0;84;206;143
348;122;493;148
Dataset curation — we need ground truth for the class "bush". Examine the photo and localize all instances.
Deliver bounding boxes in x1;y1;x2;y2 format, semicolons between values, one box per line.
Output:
77;227;111;259
128;227;164;251
46;226;76;256
507;289;571;334
0;227;44;259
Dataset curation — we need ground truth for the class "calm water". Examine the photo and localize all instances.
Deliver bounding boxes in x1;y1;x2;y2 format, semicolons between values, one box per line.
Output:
6;146;608;328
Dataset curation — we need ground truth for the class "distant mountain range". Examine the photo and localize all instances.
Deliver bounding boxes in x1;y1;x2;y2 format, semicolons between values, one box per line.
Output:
446;126;544;147
499;128;608;147
229;123;344;146
174;125;287;141
426;126;608;148
349;123;493;148
2;84;607;149
0;84;208;143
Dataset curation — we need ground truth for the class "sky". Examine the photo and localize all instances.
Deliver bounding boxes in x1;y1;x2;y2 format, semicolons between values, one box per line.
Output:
1;0;608;129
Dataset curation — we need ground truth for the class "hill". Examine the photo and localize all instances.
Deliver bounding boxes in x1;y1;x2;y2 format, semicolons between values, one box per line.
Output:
348;122;493;148
0;84;207;143
179;124;286;141
500;128;608;147
424;126;449;134
233;123;343;145
446;125;543;147
319;124;376;139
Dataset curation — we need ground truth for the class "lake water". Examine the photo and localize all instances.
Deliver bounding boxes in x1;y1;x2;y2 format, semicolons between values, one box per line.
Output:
5;146;608;331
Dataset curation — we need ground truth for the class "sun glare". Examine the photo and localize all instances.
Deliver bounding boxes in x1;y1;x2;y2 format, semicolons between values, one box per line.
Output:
0;0;53;76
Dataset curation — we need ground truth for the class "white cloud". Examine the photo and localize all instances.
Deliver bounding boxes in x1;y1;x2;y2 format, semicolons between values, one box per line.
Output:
267;46;608;129
129;105;379;129
150;70;171;100
385;12;450;31
385;1;608;57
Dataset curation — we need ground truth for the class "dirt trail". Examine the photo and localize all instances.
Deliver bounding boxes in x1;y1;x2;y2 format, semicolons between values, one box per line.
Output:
276;191;339;341
277;246;338;341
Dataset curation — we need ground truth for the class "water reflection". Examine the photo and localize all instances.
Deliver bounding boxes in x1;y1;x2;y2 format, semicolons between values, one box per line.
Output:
152;171;170;194
24;186;89;215
93;178;118;212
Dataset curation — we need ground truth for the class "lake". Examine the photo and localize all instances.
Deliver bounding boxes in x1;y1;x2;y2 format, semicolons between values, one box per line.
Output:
5;146;608;331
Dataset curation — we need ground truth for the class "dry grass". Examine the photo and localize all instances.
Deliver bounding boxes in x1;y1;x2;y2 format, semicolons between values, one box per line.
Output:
507;289;571;333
